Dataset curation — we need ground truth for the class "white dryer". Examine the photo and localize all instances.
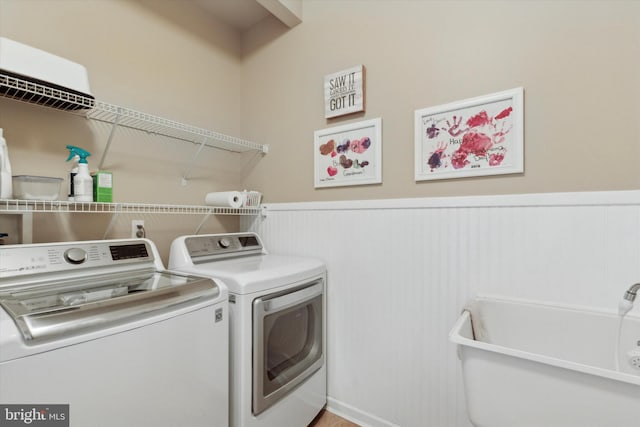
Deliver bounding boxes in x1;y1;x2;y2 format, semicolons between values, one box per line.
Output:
0;238;228;427
169;232;326;427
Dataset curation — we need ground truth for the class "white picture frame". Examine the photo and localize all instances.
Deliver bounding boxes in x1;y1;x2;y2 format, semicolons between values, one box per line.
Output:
414;87;524;181
314;118;382;188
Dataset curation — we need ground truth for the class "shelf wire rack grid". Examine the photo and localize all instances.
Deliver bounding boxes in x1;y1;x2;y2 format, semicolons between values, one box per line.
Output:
0;72;95;111
0;200;261;216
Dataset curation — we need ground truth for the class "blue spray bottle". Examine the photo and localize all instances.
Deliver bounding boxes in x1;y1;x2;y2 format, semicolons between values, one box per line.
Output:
66;145;92;202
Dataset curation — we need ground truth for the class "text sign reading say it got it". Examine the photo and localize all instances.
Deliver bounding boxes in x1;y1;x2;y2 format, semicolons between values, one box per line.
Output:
324;65;365;119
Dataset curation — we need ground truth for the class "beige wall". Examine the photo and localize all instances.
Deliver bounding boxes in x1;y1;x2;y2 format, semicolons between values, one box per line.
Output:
1;0;639;258
242;0;640;202
0;0;249;261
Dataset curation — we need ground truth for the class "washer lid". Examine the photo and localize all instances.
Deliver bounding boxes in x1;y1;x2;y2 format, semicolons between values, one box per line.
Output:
0;270;222;341
177;254;325;294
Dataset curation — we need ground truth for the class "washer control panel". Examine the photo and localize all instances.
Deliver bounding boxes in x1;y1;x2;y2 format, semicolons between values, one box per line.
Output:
185;233;263;261
0;240;154;279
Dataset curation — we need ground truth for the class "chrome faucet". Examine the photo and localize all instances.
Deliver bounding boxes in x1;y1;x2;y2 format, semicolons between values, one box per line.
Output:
624;283;640;302
619;283;640;315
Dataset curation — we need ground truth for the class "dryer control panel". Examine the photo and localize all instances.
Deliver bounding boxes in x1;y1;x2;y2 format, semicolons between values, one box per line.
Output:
186;233;264;262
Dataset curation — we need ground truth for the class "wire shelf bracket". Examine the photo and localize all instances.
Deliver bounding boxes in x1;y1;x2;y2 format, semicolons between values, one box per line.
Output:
97;107;123;170
181;136;209;186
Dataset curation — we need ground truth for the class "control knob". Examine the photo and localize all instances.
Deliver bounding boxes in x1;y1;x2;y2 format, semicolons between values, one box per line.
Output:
218;238;231;249
64;248;87;265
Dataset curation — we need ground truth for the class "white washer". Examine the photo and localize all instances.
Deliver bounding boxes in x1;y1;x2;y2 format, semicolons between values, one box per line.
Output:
169;232;326;427
0;238;228;427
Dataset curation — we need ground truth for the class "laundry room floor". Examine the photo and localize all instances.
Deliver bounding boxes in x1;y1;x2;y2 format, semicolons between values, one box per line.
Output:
308;410;360;427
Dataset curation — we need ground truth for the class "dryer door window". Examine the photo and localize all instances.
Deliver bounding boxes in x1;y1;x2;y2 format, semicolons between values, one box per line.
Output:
252;280;323;415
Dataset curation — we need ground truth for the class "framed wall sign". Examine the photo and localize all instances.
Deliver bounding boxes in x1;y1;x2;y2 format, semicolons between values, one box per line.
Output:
414;87;524;181
314;118;382;188
324;65;365;119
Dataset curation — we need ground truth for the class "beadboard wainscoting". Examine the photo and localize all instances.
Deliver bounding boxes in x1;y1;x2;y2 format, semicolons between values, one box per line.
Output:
242;191;640;427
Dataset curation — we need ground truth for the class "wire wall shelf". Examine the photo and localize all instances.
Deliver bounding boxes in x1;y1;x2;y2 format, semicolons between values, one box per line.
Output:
0;72;268;155
88;101;268;154
0;199;261;216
